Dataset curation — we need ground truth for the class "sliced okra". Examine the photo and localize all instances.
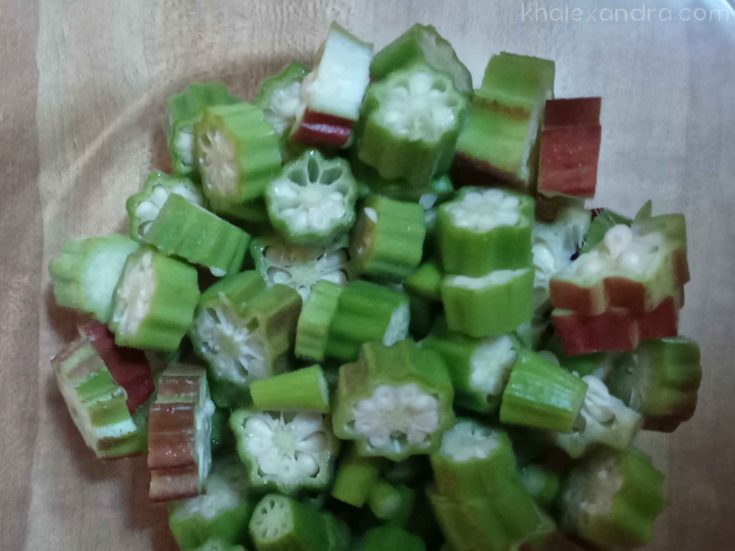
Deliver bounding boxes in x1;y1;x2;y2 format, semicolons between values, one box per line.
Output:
249;493;331;551
367;480;416;524
255;62;309;136
295;280;344;362
518;464;562;510
405;260;443;302
581;208;632;253
330;443;382;507
249;365;330;413
360;526;425;551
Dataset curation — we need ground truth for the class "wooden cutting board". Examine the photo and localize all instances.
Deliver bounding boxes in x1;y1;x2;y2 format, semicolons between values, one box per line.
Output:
2;1;734;549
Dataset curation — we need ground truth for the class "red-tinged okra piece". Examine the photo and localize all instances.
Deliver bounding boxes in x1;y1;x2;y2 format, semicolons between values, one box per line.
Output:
552;308;640;356
538;97;602;199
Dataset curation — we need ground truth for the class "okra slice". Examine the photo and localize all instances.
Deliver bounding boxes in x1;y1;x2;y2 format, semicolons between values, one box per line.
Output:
49;235;139;323
126;171;205;241
168;454;254;549
441;268;534;338
265;149;358;246
360;526;425;551
453;52;555;192
500;349;588;432
249;494;330;551
332;340;454;461
518;464;561;510
193;538;246;551
581;208;632;253
51;332;146;459
422;328;518;413
554;375;642;458
351;156;455;203
370;23;472;95
230;409;338;494
250;234;350;300
165;82;240;176
195;102;281;209
350;195;426;280
366;480;415;524
249;365;330;413
437;187;534;276
190;273;301;408
255;62;309;136
607;337;702;432
358;63;466;187
559;448;667;549
322;512;352;551
109;248;200;351
148;365;215;501
405;260;443;302
330;443;382;507
290;22;373;148
143;193;251;277
295;280;344;362
325;280;410;361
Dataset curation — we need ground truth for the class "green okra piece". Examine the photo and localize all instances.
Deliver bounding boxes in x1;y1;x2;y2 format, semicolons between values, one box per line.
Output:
370;23;472;95
295;280;344;362
405;260;443;302
332;340;454;461
554;375;642;458
190;273;301;408
109;248;200;351
49;235;140;323
500;349;588;432
330;443;382;507
438;187;534;276
351;156;455;203
441;268;534;338
518;464;561;510
209;197;270;224
230;409;339;494
408;294;436;341
325;280;410;361
250;233;350;300
559;448;667;550
607;337;702;432
367;480;416;524
168;455;254;550
349;195;426;281
126;171;205;241
581;208;632;253
421;326;518;413
210;405;233;453
193;538;247;551
255;62;309;137
165;82;240;176
249;365;330;413
358;62;467;188
195;102;281;208
265;149;358;246
249;494;330;551
359;526;426;551
143;193;251;277
322;512;352;551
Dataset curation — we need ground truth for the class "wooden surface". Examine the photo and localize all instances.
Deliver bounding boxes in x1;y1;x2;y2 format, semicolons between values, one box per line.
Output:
1;1;734;549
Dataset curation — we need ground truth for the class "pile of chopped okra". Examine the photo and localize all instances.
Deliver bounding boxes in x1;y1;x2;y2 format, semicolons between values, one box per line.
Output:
49;21;701;551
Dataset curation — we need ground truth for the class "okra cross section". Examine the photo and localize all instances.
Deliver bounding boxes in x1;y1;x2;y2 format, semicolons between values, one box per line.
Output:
333;340;454;461
265;149;358;246
437;187;534;276
148;365;215;501
248;493;332;551
230;409;339;494
255;62;310;137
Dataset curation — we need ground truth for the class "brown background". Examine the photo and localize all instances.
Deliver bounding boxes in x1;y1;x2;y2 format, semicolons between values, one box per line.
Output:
1;1;734;549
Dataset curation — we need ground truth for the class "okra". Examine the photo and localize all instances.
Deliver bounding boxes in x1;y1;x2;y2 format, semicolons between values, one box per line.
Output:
49;235;139;323
607;337;702;432
295;280;344;362
581;208;632;253
143;193;251;277
325;280;410;361
500;349;588;432
332;340;454;461
441;268;534;338
330;443;382;507
255;63;309;137
358;63;467;187
323;512;352;551
249;365;330;413
437;187;534;276
408;294;437;341
210;405;233;453
190;273;301;408
194;102;281;209
193;538;246;551
230;409;339;493
109;248;200;351
265;149;358;246
518;464;561;510
165;82;240;176
359;526;426;551
148;365;215;501
168;454;254;550
559;448;667;550
350;195;426;280
366;480;415;524
370;23;472;95
405;260;443;302
249;494;330;551
351;156;455;203
126;171;205;241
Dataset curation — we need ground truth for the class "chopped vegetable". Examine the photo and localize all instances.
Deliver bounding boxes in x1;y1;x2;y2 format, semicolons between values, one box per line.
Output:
249;494;332;551
359;526;426;551
518;464;561;510
405;260;443;302
249;365;330;413
192;538;247;551
295;280;344;362
366;480;415;523
581;208;632;253
330;443;382;507
255;63;310;137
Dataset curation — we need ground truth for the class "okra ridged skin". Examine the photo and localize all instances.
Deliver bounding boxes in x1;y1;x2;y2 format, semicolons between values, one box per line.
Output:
441;268;534;338
359;526;426;551
405;260;443;302
249;365;330;413
351;156;455;203
110;248;200;351
500;349;588;432
349;195;426;281
330;443;382;507
195;102;282;206
559;448;667;550
192;539;246;551
49;235;140;323
295;280;344;362
165;82;240;176
144;193;251;277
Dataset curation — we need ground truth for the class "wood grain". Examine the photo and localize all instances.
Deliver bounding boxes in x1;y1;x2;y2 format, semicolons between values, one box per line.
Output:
1;0;733;549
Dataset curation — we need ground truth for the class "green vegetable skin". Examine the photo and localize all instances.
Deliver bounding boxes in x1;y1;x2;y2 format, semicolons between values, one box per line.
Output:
255;62;309;138
330;443;382;507
360;525;426;551
248;494;333;551
295;280;344;362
